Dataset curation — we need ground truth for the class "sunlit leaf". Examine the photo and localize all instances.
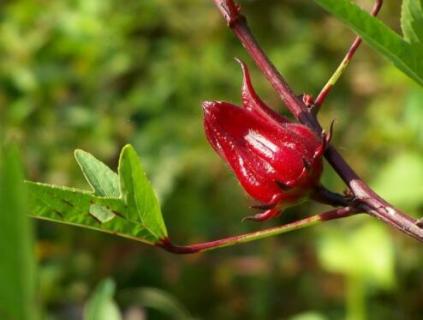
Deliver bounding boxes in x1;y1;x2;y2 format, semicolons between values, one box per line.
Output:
27;182;159;243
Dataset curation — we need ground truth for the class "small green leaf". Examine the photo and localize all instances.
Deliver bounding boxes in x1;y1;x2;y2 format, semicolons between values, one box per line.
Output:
313;0;423;87
0;147;36;320
74;149;120;198
119;145;167;240
401;0;423;44
27;182;158;244
84;279;122;320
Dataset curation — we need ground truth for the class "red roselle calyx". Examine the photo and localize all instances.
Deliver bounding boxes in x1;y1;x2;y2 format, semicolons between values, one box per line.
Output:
202;60;329;221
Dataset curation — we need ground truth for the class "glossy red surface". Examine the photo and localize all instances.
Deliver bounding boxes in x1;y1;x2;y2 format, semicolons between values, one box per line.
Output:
202;62;324;220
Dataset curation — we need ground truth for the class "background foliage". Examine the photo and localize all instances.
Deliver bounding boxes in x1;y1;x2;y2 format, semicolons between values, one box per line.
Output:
1;0;423;319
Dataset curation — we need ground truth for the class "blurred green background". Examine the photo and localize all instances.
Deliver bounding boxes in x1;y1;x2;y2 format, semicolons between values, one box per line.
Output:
1;0;423;319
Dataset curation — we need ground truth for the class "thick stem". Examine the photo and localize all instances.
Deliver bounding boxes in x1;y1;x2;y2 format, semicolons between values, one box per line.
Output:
212;0;423;242
158;207;357;254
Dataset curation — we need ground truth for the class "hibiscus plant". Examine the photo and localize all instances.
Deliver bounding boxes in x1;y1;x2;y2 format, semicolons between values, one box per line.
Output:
27;0;423;253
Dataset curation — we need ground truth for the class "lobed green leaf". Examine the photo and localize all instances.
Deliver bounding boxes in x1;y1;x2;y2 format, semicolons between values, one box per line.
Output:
28;145;168;244
27;182;159;243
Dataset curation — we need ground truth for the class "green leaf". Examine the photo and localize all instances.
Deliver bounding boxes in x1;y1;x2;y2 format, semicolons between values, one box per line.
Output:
401;0;423;44
74;149;120;198
27;182;158;244
84;279;122;320
0;147;36;320
313;0;423;87
28;144;168;244
118;145;167;240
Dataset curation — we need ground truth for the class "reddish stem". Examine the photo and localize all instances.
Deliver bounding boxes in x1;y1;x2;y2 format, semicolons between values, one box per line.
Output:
211;0;423;242
158;207;357;254
213;0;309;123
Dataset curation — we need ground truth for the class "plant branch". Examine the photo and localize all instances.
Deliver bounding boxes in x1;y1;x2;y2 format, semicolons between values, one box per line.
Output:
158;207;358;254
213;0;314;126
211;0;423;242
314;0;383;108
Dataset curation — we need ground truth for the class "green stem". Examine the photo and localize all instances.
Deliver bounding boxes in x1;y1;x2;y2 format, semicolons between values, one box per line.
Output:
314;0;383;108
158;207;358;254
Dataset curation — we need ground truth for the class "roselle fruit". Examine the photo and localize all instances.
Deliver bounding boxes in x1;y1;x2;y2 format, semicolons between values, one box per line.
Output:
202;60;326;221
